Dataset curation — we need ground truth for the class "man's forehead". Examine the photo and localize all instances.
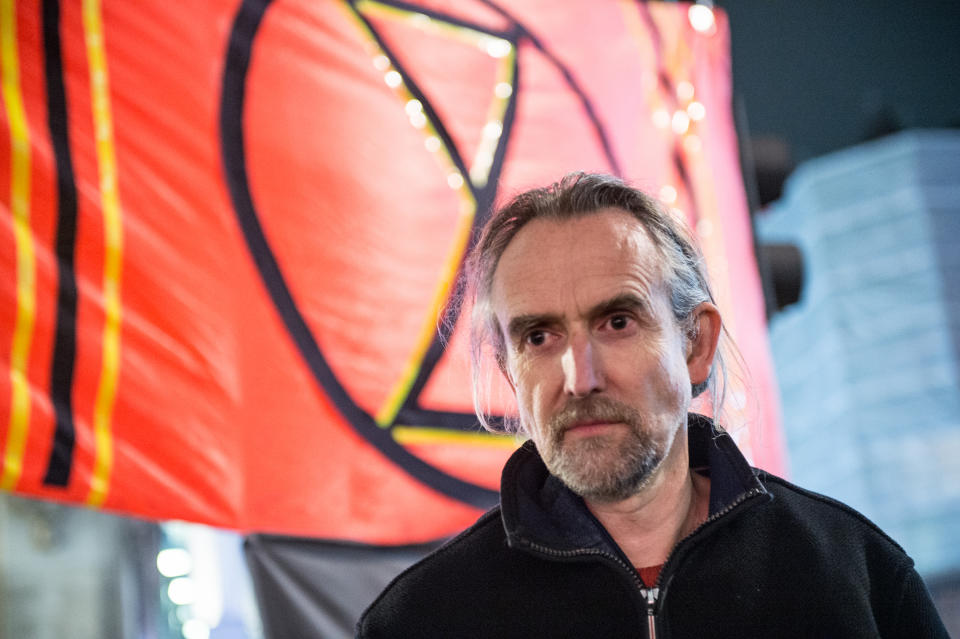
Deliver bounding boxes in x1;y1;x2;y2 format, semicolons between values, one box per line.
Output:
490;208;665;315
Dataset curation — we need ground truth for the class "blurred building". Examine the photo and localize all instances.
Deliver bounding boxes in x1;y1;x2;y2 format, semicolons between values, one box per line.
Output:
0;492;261;639
757;129;960;631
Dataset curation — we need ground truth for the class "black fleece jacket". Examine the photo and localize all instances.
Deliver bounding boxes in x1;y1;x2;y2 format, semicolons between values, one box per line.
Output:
357;415;947;638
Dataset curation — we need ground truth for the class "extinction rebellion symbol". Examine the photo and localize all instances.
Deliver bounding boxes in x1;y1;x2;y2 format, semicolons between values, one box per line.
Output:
220;0;619;508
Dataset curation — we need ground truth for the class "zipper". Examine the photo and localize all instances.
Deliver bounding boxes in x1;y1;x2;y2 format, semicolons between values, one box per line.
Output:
640;587;659;639
519;541;644;588
520;540;657;636
652;487;766;590
519;486;766;639
640;487;765;638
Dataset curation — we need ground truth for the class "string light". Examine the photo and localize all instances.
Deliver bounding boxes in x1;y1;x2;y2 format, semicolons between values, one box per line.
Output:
676;81;695;102
483;120;503;138
671;110;691;135
181;619;211;639
688;4;716;34
408;12;431;27
156;548;192;578
470;149;495;183
447;173;464;189
485;38;512;58
652;109;671;129
167;577;197;606
383;70;402;88
659;185;678;204
364;5;515;189
687;101;706;121
405;99;422;116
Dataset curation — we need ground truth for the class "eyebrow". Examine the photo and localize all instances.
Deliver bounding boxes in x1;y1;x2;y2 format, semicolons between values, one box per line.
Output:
504;293;649;344
506;313;563;345
586;293;649;322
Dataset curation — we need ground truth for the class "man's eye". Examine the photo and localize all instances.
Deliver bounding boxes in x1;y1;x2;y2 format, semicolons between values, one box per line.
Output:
609;315;631;330
526;330;547;346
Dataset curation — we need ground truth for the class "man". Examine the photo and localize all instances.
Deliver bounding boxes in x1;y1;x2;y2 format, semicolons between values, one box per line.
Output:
357;173;947;638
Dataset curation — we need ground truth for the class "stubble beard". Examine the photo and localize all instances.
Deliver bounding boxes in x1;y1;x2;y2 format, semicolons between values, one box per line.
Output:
539;396;667;503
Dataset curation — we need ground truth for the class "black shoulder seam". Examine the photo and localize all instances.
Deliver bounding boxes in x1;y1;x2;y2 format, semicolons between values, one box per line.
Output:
758;472;910;557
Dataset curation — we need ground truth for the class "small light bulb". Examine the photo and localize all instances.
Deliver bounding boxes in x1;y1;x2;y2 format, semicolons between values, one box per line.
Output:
483;121;503;138
372;55;390;71
405;99;422;116
447;173;464;189
181;619;211;639
652;109;670;129
688;4;716;34
677;81;695;102
687;101;706;121
671;110;691;135
424;136;442;152
659;185;678;204
409;112;427;128
157;548;192;578
471;150;495;183
384;70;402;88
485;38;512;58
409;12;431;27
494;82;513;99
167;577;197;606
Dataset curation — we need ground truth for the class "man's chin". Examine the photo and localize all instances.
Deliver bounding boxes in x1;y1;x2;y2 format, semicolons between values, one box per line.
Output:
546;435;662;502
558;467;651;503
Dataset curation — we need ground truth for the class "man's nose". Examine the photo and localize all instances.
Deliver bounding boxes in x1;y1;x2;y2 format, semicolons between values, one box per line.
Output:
561;332;604;397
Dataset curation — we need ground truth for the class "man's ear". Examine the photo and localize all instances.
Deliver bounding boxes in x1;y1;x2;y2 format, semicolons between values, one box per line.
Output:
686;302;722;387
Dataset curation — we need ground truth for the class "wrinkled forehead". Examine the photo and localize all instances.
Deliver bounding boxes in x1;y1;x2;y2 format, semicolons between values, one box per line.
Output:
489;208;668;314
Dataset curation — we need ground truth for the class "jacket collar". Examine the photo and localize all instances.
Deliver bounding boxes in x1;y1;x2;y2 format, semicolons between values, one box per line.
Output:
499;413;767;553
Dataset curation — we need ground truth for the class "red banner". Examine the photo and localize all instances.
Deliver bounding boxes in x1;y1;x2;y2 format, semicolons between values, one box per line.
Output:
0;0;784;543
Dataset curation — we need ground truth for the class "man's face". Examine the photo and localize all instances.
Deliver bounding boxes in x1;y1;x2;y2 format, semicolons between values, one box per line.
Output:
490;208;694;502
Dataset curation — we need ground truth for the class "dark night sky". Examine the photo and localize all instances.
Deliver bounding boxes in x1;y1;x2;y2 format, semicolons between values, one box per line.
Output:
717;0;960;163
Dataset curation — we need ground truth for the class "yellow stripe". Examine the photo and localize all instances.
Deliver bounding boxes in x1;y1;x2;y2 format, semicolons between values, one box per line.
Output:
83;0;123;507
356;0;501;49
1;0;35;491
469;50;514;187
374;192;474;426
342;2;481;427
392;425;520;449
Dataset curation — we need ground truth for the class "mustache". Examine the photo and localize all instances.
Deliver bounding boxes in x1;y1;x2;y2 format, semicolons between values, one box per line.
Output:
548;396;642;441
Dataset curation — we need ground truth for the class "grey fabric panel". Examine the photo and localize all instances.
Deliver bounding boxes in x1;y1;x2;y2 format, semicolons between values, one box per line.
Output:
244;534;441;639
756;129;960;577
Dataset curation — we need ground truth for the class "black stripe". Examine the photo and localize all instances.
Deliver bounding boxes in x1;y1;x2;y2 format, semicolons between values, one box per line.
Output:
402;0;626;414
220;0;499;509
478;0;623;175
352;0;514;40
395;23;522;416
41;0;79;487
395;407;505;431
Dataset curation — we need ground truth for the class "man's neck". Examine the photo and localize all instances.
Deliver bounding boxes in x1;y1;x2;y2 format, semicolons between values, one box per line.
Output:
584;428;710;570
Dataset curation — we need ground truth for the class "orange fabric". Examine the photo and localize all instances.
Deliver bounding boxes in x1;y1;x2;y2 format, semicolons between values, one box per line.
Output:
0;0;784;542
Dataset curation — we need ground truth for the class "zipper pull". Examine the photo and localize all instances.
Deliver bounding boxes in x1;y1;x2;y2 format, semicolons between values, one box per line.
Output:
640;587;660;638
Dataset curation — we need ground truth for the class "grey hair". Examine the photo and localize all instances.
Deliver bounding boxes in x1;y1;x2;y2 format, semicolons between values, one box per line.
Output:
465;172;726;433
